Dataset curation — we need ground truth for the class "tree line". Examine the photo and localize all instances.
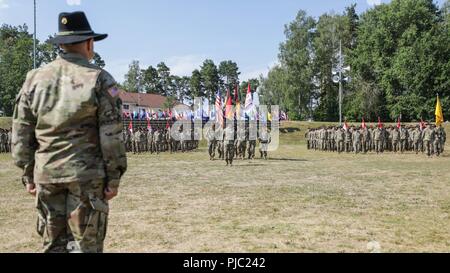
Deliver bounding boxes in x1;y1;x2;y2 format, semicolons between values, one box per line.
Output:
259;0;450;122
0;25;105;116
121;59;260;107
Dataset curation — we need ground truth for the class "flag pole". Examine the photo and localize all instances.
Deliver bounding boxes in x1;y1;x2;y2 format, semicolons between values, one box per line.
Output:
33;0;37;69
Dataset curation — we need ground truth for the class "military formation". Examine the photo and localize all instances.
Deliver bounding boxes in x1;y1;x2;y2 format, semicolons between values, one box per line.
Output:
206;122;272;166
306;124;446;157
123;125;199;154
0;128;11;153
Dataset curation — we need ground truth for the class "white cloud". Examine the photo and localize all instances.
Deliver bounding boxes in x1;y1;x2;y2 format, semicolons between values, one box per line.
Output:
165;54;207;77
367;0;382;6
66;0;81;6
240;61;278;81
0;0;9;9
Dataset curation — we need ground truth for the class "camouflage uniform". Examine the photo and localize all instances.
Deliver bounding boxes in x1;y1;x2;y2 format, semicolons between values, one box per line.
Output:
147;129;154;154
236;126;247;159
153;130;162;154
399;126;409;153
433;126;442;156
206;125;217;160
391;128;400;153
12;52;127;253
411;127;422;154
361;128;371;153
247;124;257;160
344;128;352;153
373;127;384;154
336;128;345;153
422;125;435;157
259;128;271;159
133;130;141;154
352;128;362;154
224;126;235;166
437;126;446;154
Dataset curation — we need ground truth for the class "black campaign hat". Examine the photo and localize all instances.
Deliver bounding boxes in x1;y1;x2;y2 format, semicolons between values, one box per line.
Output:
47;11;107;45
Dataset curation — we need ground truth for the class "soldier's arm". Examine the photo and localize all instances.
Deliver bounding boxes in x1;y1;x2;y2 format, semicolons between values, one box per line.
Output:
96;71;127;189
11;74;38;186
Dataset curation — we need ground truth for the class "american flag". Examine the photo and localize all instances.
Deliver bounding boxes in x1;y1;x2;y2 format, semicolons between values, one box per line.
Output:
215;90;223;126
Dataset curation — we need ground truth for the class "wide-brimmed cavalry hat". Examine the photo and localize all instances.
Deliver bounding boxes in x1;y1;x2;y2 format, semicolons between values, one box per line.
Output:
48;11;107;45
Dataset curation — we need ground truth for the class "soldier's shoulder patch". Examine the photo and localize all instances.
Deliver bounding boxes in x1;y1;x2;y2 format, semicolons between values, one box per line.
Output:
108;86;121;98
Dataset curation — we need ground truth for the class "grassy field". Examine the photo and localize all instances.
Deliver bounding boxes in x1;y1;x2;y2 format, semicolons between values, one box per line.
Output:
0;121;449;253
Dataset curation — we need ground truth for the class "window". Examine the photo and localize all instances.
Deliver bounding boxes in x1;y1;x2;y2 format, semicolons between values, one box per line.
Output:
123;104;130;110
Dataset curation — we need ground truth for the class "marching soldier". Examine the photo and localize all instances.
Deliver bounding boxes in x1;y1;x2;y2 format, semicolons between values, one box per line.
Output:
259;126;271;160
224;125;235;166
206;123;217;160
433;125;442;156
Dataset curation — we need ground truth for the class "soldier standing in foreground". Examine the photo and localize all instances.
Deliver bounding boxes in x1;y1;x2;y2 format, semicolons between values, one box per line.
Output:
12;12;127;253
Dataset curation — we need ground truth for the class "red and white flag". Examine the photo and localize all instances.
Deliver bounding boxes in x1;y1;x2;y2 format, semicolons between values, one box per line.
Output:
397;117;401;129
378;117;383;129
128;120;133;133
362;118;367;129
420;118;426;130
343;121;349;131
245;82;253;110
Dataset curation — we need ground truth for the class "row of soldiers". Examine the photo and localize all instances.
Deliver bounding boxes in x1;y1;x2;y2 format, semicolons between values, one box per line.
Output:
0;128;11;153
205;123;272;166
123;126;199;154
306;124;446;157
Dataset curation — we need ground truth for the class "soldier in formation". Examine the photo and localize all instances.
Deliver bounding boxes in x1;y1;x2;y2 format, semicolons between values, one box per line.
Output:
123;124;199;155
207;121;272;165
306;124;446;157
0;128;11;153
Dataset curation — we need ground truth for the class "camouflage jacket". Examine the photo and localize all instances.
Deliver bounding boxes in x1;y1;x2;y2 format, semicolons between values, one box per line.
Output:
12;52;127;187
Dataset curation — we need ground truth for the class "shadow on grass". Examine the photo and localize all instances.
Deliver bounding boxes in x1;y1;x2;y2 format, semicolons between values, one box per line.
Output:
267;158;308;162
280;127;301;134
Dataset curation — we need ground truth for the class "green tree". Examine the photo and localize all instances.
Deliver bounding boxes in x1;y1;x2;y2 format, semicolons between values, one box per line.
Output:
0;24;34;116
162;96;177;110
259;65;289;110
200;59;219;102
350;0;448;121
218;60;240;92
172;76;191;104
142;65;160;93
190;69;204;99
279;10;316;120
123;60;143;93
157;62;172;97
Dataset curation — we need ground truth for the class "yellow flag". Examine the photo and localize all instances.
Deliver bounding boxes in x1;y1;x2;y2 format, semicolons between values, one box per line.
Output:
268;112;272;121
435;95;444;126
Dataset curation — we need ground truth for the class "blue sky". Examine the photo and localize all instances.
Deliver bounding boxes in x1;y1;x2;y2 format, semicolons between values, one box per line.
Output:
0;0;446;83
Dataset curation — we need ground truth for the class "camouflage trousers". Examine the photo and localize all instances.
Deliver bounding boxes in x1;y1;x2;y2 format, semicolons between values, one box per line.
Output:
259;142;269;159
248;140;256;159
208;140;217;160
36;179;109;253
225;143;235;165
